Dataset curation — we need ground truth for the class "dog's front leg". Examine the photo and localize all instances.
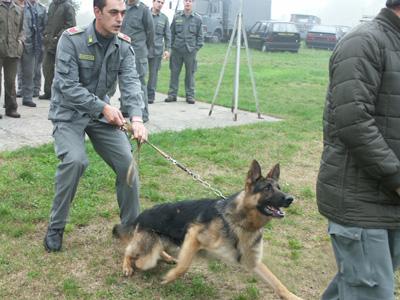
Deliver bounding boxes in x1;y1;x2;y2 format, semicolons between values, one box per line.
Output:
254;262;303;300
162;227;200;284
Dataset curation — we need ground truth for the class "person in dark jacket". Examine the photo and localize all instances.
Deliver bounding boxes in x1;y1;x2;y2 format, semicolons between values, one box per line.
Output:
316;1;400;299
39;0;76;100
0;0;24;119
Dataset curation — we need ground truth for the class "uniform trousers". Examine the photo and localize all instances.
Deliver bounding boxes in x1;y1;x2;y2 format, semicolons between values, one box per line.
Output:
147;55;162;101
48;119;140;229
322;221;400;300
168;48;197;99
135;56;149;121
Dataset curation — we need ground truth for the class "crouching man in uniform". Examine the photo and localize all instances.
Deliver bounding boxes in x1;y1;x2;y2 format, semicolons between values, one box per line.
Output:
43;0;148;252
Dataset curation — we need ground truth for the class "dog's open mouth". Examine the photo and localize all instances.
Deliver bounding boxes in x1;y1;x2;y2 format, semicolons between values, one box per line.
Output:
260;205;285;218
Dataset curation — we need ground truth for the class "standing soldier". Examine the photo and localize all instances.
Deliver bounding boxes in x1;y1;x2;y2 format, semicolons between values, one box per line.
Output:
18;0;47;107
121;0;154;122
39;0;76;100
0;0;24;119
165;0;203;104
43;0;148;252
147;0;171;104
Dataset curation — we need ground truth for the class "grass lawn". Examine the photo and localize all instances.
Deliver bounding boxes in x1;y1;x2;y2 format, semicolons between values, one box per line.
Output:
1;43;397;299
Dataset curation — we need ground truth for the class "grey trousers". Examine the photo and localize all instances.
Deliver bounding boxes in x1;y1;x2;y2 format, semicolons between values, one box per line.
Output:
168;48;197;98
147;55;162;101
322;221;400;300
18;50;43;102
136;57;149;121
48;120;140;229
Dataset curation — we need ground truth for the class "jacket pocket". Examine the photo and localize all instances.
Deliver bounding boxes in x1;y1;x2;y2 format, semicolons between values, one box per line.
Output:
328;222;377;287
78;60;95;85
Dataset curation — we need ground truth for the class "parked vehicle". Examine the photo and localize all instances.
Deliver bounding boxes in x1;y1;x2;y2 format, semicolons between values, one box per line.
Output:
305;25;339;50
336;25;351;39
290;14;321;39
247;21;301;53
193;0;272;42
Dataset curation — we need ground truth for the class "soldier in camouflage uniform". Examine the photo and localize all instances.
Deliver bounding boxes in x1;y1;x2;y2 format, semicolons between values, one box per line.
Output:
121;0;154;122
17;0;47;107
40;0;76;100
0;0;24;118
43;0;148;252
165;0;203;104
147;0;171;104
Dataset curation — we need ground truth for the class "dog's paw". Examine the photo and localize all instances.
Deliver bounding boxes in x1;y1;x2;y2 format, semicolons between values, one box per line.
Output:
122;266;134;277
161;272;176;285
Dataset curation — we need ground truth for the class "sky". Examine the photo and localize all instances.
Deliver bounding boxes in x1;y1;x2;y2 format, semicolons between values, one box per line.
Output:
77;0;385;27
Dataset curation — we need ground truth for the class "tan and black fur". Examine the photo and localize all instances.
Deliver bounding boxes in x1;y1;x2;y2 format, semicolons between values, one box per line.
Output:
113;160;303;300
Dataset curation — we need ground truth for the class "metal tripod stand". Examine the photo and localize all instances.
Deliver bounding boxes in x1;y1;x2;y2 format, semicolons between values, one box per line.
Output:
208;0;262;121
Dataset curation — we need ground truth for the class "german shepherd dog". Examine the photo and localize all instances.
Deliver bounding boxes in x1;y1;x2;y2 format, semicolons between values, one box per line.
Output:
113;160;303;300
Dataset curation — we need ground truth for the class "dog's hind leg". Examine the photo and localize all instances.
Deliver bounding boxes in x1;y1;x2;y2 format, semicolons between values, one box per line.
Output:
254;262;303;300
161;251;178;264
161;226;201;284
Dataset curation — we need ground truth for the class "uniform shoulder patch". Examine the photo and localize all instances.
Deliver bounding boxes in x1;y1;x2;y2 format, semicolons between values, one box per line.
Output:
66;26;84;35
118;32;131;43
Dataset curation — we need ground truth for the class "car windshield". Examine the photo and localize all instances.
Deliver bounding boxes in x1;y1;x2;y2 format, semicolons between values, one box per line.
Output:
309;25;337;34
273;23;298;33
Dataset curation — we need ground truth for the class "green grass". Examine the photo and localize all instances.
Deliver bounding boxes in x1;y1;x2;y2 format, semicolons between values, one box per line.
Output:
0;44;364;299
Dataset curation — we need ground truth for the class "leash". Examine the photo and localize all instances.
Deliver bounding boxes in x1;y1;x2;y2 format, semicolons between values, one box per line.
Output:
122;123;227;200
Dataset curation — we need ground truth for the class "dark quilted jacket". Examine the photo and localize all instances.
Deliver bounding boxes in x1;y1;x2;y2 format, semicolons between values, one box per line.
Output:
317;8;400;229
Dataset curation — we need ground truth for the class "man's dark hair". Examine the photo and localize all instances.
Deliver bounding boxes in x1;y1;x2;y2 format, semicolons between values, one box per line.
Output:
386;0;400;8
94;0;107;10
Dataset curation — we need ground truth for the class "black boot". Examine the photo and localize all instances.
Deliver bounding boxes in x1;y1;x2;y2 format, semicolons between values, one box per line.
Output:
39;93;51;100
5;110;21;118
43;227;64;252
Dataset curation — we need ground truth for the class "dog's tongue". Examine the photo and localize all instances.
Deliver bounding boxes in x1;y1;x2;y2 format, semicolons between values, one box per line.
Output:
267;206;285;218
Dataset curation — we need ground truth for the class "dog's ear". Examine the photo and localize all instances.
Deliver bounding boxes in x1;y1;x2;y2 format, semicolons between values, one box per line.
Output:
246;160;262;191
266;163;280;181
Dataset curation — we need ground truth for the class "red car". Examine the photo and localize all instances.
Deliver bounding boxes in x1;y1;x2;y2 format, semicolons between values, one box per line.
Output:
305;25;339;50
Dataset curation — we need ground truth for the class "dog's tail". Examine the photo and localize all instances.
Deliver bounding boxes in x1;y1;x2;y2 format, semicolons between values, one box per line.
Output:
112;223;136;244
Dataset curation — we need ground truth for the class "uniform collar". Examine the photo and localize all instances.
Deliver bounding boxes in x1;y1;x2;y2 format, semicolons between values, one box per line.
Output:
87;21;119;48
151;7;160;16
0;1;16;8
180;10;194;17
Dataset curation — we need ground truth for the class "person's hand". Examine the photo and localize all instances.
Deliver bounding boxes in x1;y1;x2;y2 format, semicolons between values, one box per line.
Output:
396;187;400;197
163;51;170;60
131;119;148;143
102;104;125;126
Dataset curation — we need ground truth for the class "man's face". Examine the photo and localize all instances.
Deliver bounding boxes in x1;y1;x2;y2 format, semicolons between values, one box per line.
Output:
184;0;193;12
94;0;126;36
153;0;164;12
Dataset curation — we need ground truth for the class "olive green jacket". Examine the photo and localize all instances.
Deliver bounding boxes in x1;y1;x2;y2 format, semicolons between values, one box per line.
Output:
43;0;76;53
317;8;400;229
0;1;24;58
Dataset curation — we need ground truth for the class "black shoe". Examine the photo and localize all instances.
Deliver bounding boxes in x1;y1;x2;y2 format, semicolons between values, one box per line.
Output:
43;227;64;252
23;101;37;107
33;93;40;97
39;94;51;100
148;99;154;104
165;96;177;102
0;113;2;119
16;92;22;98
186;97;195;104
5;110;21;118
